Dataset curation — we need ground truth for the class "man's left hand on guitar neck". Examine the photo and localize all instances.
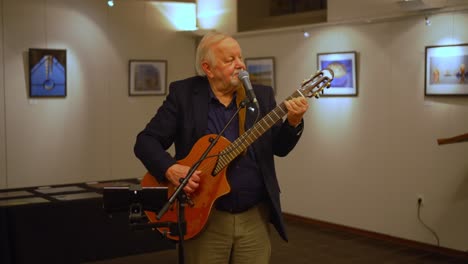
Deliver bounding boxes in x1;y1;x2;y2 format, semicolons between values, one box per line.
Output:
284;97;309;127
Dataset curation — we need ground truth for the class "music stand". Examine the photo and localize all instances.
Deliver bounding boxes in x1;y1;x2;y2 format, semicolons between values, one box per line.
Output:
103;185;191;264
103;185;168;222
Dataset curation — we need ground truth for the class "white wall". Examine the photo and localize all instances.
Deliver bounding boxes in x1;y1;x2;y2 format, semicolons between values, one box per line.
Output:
0;0;196;188
236;11;468;252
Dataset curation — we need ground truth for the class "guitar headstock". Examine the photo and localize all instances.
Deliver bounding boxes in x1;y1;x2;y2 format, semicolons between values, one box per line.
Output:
299;68;334;98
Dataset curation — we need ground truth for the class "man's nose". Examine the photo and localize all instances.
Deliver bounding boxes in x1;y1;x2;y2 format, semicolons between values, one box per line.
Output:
235;58;245;69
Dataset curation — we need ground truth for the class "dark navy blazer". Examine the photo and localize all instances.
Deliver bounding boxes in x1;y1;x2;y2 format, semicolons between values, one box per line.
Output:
134;75;304;241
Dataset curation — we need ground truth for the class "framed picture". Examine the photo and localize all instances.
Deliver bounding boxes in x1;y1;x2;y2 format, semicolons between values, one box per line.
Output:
244;57;276;93
317;51;357;96
425;44;468;96
29;48;67;97
129;60;167;96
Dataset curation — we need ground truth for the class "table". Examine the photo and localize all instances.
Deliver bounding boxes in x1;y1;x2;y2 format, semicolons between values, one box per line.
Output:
0;179;174;264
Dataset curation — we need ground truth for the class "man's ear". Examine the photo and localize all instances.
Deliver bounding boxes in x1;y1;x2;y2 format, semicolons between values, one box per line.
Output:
202;62;214;78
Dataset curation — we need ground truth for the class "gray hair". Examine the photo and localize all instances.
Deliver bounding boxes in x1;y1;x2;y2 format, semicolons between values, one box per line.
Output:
195;32;231;76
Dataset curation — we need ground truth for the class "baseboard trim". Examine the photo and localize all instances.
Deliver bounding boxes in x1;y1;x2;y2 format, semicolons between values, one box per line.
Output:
283;212;468;260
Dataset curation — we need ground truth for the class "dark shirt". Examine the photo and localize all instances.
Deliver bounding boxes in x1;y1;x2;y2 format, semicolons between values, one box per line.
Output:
206;90;266;213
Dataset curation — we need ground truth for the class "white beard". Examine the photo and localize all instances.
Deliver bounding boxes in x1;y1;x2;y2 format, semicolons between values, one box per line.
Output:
230;74;241;87
230;78;240;87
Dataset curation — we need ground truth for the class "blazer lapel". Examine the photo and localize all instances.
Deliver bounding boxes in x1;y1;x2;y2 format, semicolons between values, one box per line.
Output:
192;78;210;139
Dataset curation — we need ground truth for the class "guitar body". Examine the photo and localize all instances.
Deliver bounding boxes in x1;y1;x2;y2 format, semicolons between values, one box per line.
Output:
141;134;231;241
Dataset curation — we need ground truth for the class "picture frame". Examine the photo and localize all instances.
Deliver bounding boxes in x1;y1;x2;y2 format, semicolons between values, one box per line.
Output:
317;51;357;96
425;44;468;96
29;48;67;97
244;57;276;94
129;60;167;96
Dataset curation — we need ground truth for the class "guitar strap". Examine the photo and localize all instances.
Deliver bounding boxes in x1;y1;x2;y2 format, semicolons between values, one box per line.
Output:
236;84;247;155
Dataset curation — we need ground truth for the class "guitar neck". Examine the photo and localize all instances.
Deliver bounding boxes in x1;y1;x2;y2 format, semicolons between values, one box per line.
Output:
213;90;303;174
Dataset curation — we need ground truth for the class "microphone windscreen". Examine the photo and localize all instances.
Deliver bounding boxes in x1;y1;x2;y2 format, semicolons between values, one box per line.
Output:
238;70;249;79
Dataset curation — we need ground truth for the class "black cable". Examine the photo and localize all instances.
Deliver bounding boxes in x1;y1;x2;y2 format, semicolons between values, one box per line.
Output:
417;201;440;247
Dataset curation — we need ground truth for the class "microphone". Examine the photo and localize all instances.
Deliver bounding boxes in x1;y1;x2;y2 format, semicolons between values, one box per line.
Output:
238;70;259;109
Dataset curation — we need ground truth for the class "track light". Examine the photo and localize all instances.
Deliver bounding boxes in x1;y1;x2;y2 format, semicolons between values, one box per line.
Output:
107;0;114;7
425;16;431;26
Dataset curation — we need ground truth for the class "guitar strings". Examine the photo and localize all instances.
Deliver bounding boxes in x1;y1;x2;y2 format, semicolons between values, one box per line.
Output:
191;103;288;176
192;96;295;175
189;73;332;177
186;102;263;174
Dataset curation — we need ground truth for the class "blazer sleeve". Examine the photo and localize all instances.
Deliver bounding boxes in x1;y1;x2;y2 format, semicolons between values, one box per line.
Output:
133;84;180;182
260;85;304;157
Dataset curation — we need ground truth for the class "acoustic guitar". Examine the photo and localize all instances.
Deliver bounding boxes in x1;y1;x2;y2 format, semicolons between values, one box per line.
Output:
141;68;334;240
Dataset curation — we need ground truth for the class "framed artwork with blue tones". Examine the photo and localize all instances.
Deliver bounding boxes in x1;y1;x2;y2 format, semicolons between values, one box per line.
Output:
245;57;276;94
129;60;167;96
29;48;66;97
425;44;468;96
317;51;357;96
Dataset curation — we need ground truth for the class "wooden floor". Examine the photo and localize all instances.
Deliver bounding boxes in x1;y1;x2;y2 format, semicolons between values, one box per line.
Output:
86;217;467;264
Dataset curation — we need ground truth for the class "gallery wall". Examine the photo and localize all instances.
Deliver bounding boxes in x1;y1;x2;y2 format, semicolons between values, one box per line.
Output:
0;0;197;188
235;11;468;251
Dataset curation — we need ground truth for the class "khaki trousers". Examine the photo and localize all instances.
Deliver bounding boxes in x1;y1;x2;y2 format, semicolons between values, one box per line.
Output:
183;203;271;264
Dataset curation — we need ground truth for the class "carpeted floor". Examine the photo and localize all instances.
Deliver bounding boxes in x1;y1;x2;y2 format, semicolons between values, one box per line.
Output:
85;217;467;264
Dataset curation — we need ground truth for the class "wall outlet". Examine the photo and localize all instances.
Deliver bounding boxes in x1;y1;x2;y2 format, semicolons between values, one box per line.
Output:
417;194;424;206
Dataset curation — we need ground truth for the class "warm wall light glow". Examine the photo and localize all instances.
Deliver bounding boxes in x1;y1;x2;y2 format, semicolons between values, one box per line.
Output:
153;2;197;31
197;0;229;29
436;37;461;46
430;45;465;58
313;98;355;136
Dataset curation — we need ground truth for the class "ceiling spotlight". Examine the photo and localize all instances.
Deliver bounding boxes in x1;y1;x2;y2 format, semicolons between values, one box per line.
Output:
107;0;114;7
425;16;431;26
303;31;310;38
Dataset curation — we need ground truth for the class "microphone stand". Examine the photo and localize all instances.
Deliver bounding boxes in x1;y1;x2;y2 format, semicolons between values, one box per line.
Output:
156;98;250;264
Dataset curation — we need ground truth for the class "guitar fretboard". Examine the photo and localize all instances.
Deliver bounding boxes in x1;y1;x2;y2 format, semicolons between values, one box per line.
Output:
213;90;303;175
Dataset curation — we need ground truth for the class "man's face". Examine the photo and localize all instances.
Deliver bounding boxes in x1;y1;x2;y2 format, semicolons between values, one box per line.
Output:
207;37;245;90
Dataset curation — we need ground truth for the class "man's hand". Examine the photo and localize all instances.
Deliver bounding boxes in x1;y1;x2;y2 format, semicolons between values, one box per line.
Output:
284;97;309;127
165;164;201;194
